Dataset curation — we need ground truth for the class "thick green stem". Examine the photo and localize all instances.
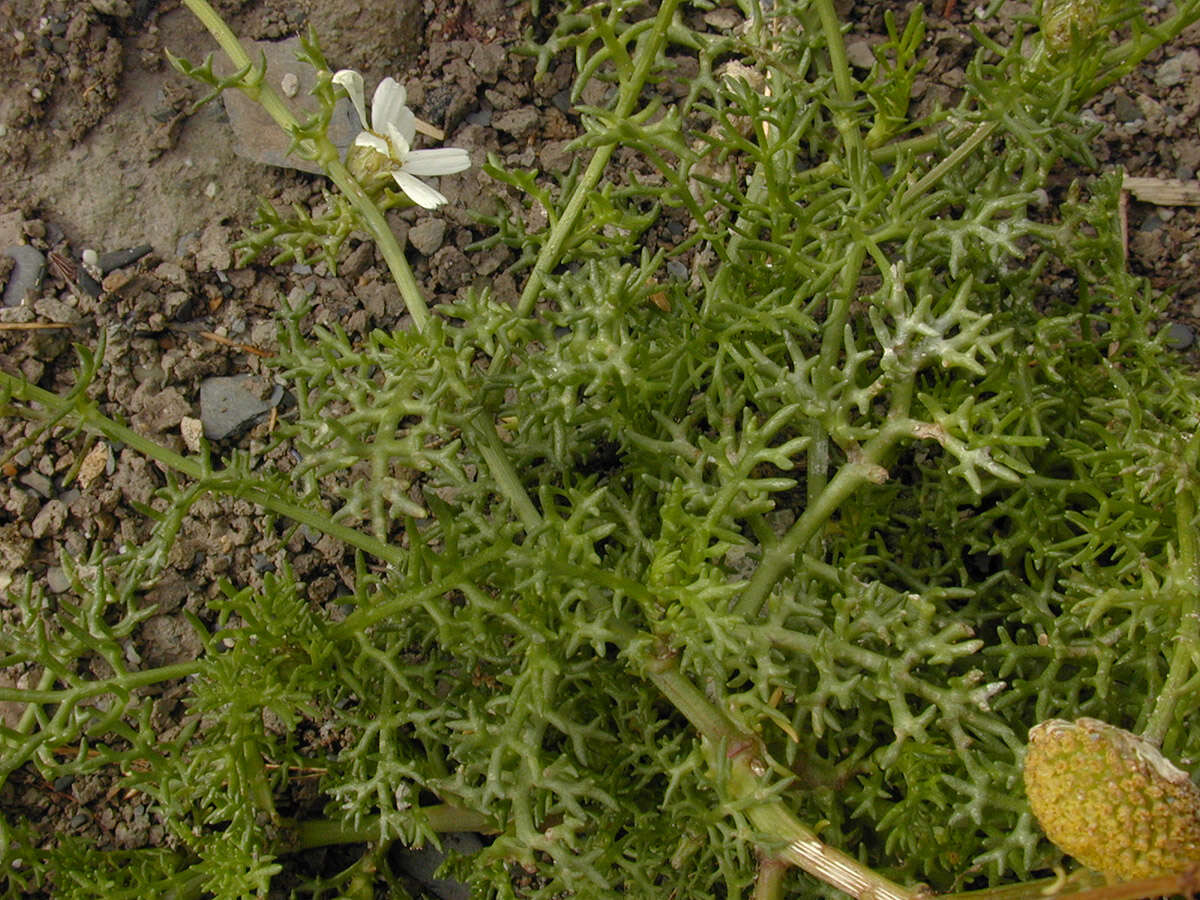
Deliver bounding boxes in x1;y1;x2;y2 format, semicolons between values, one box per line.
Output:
901;119;998;208
752;855;789;900
466;418;542;532
813;0;866;186
292;805;495;851
1142;475;1200;745
631;637;914;900
0;661;203;705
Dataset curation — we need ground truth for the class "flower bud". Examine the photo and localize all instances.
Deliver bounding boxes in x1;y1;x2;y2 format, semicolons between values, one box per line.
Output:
1041;0;1100;53
1023;718;1200;879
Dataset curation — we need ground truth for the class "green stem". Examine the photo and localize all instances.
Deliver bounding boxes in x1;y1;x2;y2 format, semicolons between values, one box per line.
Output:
0;371;405;568
901;119;998;208
0;661;203;706
752;855;789;900
292;805;495;851
814;0;866;186
630;636;914;900
514;0;681;317
1142;477;1200;745
939;868;1103;900
179;0;429;333
737;417;913;619
467;418;542;532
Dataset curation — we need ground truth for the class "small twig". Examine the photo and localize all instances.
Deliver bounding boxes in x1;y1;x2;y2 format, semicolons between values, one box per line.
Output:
197;329;272;358
414;117;445;141
0;322;74;331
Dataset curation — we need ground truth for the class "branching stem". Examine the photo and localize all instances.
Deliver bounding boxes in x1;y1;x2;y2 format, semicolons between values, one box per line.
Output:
1142;435;1200;745
0;370;406;567
514;0;682;317
179;0;429;333
737;417;916;618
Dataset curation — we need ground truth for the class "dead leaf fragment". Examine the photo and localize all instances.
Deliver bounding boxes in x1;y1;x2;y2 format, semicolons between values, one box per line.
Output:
1123;175;1200;206
78;441;111;488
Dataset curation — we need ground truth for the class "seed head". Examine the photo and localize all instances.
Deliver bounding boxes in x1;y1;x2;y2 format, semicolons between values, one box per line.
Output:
1023;718;1200;880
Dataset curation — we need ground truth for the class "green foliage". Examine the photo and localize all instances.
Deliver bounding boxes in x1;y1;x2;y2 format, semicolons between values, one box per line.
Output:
4;0;1200;897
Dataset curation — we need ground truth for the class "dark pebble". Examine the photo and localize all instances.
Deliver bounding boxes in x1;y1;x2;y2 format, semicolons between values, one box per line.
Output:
77;268;104;298
1163;321;1195;350
98;244;152;274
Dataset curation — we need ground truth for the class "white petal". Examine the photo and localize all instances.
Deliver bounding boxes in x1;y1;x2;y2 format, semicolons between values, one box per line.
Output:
403;148;472;176
385;122;412;161
332;69;367;130
392;170;447;209
354;132;391;156
371;78;415;145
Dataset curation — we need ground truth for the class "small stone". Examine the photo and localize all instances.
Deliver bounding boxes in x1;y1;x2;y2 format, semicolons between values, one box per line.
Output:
45;566;71;593
493;107;539;139
32;296;80;324
132;387;191;434
31;499;68;539
193;222;232;272
845;39;877;70
1163;321;1195;350
18;471;53;499
468;42;506;84
199;375;284;440
97;244;152;274
408;219;446;255
2;245;45;307
703;8;741;29
91;0;132;15
101;269;133;293
181;416;204;453
1113;92;1143;123
1155;49;1199;88
280;72;300;98
0;210;22;247
538;139;574;174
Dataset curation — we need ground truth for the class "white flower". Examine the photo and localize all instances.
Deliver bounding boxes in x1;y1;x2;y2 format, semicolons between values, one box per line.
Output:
332;69;471;209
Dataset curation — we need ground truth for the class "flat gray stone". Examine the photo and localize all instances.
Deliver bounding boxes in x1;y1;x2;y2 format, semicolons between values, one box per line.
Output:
392;832;481;900
408;219;446;255
217;38;359;174
2;245;45;307
199;375;284;440
492;107;539;139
